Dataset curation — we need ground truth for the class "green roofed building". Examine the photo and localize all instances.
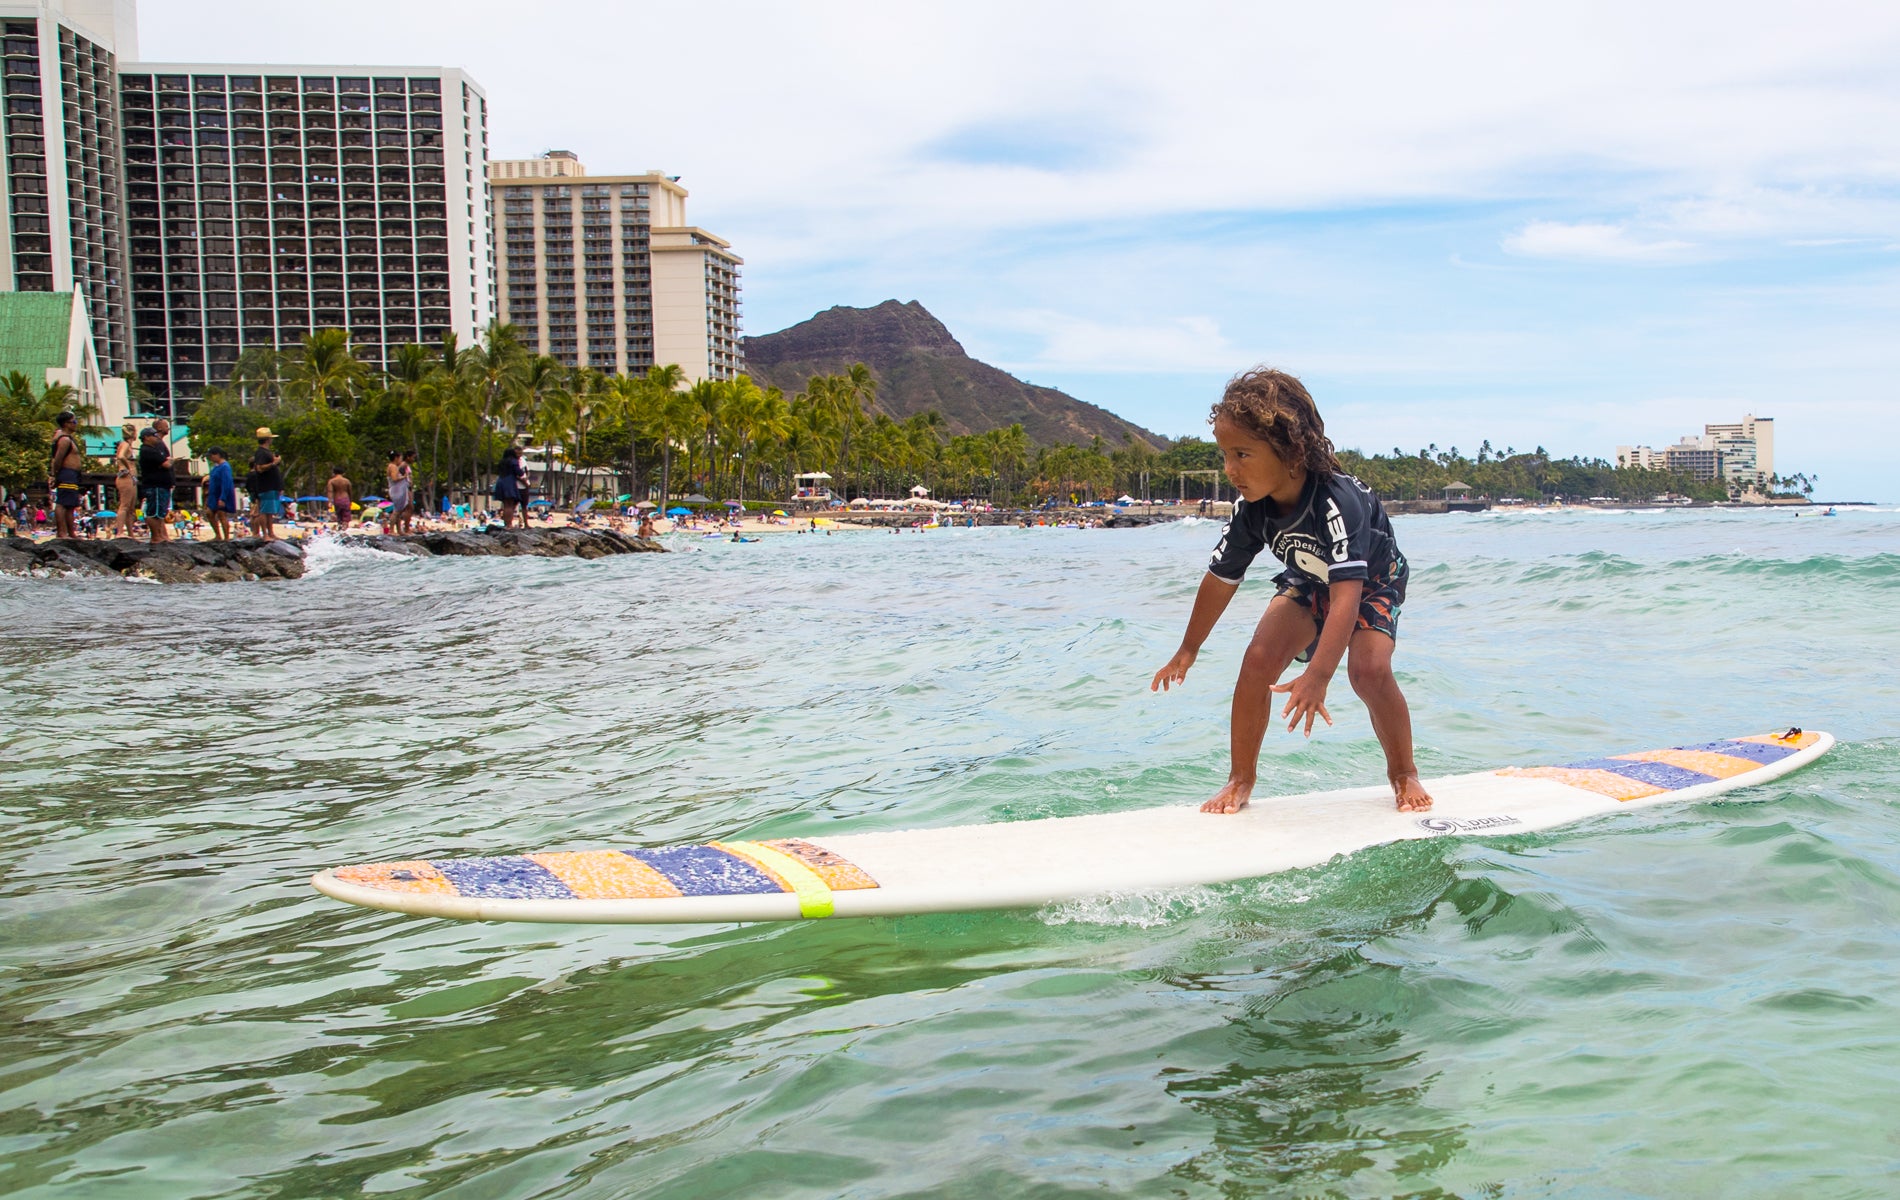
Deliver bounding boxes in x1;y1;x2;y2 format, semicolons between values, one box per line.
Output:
0;290;127;432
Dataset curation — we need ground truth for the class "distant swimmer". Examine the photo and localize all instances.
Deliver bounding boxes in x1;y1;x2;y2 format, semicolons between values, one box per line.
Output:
1151;367;1431;815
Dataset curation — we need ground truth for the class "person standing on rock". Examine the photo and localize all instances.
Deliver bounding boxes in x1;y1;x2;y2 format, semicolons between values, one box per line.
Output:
492;444;526;528
328;465;352;531
250;428;284;540
399;450;420;534
112;422;140;538
137;426;173;543
204;447;237;541
48;410;84;540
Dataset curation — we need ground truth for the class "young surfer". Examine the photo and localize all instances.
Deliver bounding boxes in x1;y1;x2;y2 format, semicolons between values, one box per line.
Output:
1151;367;1431;815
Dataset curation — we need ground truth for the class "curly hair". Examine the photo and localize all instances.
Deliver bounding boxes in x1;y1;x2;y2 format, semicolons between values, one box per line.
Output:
1209;367;1341;477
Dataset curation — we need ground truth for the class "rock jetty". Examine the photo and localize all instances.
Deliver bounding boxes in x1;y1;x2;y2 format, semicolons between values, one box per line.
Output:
0;527;663;584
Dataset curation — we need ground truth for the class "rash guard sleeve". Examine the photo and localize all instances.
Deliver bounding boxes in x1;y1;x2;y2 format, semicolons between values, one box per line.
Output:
1207;500;1266;584
1319;476;1374;582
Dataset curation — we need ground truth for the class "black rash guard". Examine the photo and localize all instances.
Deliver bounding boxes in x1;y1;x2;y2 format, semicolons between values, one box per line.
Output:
1207;471;1401;591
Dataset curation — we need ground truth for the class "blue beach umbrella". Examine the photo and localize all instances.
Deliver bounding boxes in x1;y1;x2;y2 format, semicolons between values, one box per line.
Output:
361;494;384;503
575;498;596;512
666;506;691;516
294;495;329;504
528;499;555;508
95;510;115;518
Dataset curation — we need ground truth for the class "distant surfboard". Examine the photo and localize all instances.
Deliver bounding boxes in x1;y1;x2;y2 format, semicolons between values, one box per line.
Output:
312;729;1833;924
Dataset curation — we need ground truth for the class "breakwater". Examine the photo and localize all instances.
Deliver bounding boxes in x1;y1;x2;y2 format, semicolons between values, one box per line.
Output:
0;526;663;583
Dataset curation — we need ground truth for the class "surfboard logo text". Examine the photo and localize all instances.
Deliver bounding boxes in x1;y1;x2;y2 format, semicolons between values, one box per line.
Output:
1416;815;1522;835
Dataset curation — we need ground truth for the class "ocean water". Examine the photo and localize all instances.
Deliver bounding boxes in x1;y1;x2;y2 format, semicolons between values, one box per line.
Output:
3;508;1897;1199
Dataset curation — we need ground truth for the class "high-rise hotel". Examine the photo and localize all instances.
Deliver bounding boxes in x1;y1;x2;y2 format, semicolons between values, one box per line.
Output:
116;64;493;403
0;0;497;412
490;152;742;384
0;0;138;377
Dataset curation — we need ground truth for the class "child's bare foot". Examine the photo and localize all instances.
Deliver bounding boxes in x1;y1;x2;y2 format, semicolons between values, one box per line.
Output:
1393;774;1432;812
1201;779;1253;814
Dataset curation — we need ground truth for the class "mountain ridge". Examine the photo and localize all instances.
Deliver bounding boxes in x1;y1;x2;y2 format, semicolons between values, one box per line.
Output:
742;301;1165;449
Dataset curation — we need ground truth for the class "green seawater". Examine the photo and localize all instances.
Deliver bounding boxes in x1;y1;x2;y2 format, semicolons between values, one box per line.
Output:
3;508;1898;1198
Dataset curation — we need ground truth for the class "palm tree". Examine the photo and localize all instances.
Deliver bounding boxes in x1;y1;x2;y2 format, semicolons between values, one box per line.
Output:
832;362;876;496
686;377;724;496
283;328;370;411
643;363;689;503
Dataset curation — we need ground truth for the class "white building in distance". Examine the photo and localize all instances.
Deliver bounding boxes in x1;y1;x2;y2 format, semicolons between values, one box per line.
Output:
1618;413;1775;491
490;153;742;383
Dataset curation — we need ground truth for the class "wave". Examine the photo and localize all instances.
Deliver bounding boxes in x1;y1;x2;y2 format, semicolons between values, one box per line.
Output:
299;535;417;578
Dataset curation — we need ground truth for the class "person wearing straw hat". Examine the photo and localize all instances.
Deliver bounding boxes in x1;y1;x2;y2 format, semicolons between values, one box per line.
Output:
250;427;284;540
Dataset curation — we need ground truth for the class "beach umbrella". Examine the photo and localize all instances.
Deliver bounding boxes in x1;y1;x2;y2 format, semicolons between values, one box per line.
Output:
528;499;554;508
361;494;384;503
771;510;786;516
575;498;596;512
295;495;329;504
666;506;691;516
616;494;633;502
724;499;743;508
95;510;115;518
682;493;713;504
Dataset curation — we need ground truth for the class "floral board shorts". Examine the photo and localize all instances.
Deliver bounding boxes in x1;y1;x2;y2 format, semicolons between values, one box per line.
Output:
1274;549;1407;663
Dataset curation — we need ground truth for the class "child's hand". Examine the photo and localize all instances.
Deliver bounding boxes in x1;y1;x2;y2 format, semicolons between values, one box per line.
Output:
1270;672;1333;736
1151;647;1197;692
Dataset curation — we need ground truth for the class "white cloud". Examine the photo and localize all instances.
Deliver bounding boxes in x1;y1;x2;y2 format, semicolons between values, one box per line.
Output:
1501;221;1695;262
993;312;1233;374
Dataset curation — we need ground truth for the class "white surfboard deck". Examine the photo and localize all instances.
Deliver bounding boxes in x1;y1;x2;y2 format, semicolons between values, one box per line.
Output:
311;730;1833;924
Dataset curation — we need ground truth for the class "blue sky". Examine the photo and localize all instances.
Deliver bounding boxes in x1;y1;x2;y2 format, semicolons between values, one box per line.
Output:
141;0;1900;499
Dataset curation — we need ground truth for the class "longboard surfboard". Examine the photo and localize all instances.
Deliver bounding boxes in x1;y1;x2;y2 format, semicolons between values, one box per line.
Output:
311;729;1833;924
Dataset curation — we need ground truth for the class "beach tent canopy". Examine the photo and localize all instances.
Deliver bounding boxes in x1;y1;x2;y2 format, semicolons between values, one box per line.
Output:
1116;494;1136;504
909;484;929;497
793;471;832;481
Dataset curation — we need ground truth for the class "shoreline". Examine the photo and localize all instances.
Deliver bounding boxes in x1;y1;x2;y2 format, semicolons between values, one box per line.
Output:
0;527;663;584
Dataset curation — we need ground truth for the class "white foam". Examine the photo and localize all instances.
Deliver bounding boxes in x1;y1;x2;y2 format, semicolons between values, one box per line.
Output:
1038;885;1221;928
299;535;414;579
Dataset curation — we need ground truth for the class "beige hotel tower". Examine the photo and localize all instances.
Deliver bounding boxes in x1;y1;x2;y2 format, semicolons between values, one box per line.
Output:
489;151;741;383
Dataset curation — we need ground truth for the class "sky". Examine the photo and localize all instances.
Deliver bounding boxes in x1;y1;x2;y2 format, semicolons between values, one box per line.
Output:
138;1;1900;500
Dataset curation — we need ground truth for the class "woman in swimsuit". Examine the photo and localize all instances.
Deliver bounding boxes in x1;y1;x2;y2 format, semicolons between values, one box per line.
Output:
112;423;139;538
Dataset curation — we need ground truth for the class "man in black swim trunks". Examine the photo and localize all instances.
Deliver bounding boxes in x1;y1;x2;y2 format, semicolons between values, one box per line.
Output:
48;410;83;539
138;426;173;543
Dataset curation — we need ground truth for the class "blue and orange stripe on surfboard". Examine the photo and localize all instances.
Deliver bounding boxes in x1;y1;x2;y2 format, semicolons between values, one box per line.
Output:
331;837;879;904
1498;732;1813;801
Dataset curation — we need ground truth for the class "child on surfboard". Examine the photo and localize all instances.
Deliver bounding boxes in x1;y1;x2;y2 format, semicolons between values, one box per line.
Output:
1151;367;1432;815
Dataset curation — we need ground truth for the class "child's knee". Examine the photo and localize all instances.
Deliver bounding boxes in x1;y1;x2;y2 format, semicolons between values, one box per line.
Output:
1347;653;1392;695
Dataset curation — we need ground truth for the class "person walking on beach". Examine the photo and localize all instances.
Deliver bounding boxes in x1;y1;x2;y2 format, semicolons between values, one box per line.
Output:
204;447;237;540
250;428;283;540
1151;368;1431;815
328;465;352;530
112;422;139;537
47;410;83;539
137;425;173;543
